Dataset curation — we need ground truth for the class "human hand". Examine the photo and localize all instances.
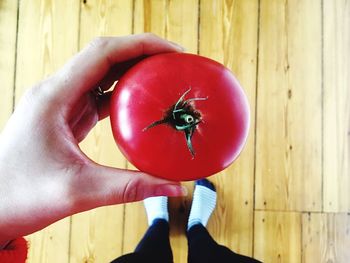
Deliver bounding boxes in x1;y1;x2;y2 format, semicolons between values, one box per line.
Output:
0;34;187;246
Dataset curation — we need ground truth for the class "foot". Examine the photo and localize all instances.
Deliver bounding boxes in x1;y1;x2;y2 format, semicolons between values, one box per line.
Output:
187;179;217;231
144;196;169;226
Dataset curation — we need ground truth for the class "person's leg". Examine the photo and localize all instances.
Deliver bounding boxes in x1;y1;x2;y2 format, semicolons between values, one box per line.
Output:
187;224;261;263
134;218;172;261
187;179;262;263
111;196;173;263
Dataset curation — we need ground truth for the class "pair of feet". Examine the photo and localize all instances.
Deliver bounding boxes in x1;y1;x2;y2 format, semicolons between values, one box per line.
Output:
144;179;217;230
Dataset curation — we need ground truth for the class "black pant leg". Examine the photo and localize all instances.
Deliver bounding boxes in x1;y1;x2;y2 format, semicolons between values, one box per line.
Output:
111;219;173;263
187;224;262;263
134;218;173;261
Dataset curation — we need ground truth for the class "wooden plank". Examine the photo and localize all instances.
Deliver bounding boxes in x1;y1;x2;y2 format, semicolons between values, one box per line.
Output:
0;0;17;131
125;1;258;261
166;1;199;262
302;213;350;263
323;0;350;212
256;0;322;211
69;1;133;262
134;0;167;36
124;2;199;262
26;219;70;263
254;211;301;263
15;0;79;99
199;0;258;257
14;1;80;262
166;0;198;53
122;0;168;255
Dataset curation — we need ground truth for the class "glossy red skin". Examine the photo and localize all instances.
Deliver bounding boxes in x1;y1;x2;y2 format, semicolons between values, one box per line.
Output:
110;53;250;181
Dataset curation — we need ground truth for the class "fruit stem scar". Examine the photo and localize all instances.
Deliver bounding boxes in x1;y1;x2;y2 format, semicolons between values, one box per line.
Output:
143;88;207;158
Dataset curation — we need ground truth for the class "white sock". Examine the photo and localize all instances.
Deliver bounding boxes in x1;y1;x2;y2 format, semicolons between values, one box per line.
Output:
187;183;217;231
143;196;169;226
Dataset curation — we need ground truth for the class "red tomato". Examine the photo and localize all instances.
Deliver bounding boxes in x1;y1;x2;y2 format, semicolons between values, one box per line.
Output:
110;53;249;181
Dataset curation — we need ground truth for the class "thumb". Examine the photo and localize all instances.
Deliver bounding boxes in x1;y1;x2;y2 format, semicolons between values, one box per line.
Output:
71;162;187;212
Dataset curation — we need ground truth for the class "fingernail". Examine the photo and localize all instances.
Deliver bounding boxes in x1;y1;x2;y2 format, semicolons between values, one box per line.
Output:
168;41;186;52
155;184;188;196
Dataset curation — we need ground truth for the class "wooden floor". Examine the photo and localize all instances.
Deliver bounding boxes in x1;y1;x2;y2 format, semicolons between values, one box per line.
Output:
0;0;349;262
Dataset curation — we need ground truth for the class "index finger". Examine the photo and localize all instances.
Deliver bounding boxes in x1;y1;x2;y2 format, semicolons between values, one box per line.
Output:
54;33;184;104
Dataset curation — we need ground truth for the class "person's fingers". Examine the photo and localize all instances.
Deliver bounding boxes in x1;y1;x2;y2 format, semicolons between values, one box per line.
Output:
97;55;147;91
93;56;148;121
71;163;187;212
53;33;184;107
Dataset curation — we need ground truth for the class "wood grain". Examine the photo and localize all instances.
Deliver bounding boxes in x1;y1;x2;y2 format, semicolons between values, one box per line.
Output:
166;1;199;262
1;0;350;261
122;0;169;256
256;0;322;212
26;219;70;263
14;0;79;262
302;213;350;263
254;211;302;263
199;0;258;256
69;1;133;262
123;2;199;262
15;0;79;98
323;0;350;213
0;0;17;131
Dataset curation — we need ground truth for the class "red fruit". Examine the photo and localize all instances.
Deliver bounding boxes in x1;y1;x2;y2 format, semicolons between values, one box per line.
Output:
110;53;250;181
